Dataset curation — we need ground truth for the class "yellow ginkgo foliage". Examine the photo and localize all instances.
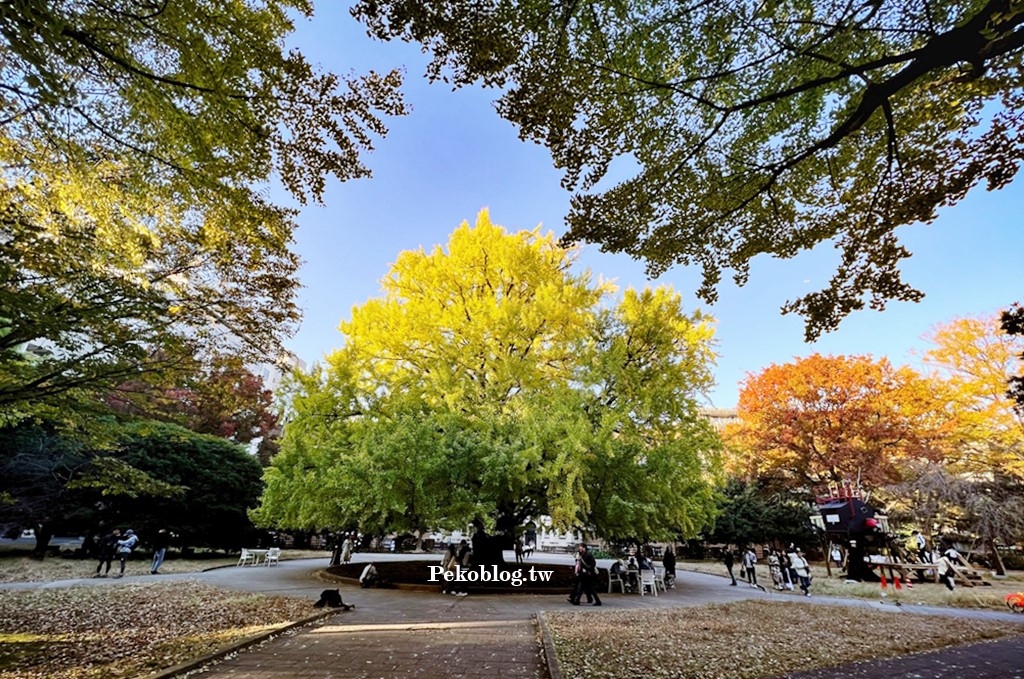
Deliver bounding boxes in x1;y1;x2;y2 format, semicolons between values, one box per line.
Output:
339;209;614;410
923;314;1024;477
256;211;722;542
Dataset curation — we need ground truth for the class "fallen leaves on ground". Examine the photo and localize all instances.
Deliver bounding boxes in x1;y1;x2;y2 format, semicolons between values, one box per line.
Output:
0;549;329;583
0;581;314;678
545;600;1016;679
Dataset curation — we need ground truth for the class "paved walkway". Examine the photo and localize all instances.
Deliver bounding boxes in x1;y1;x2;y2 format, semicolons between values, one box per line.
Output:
197;618;545;679
4;555;1023;678
783;634;1024;678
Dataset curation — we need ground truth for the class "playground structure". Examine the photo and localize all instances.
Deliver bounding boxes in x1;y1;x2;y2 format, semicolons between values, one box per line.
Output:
811;482;989;587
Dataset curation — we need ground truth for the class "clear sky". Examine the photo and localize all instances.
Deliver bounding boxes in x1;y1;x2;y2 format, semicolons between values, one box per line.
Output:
272;5;1023;407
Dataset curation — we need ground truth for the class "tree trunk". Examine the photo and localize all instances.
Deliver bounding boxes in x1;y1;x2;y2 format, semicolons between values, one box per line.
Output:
987;536;1006;576
31;523;54;559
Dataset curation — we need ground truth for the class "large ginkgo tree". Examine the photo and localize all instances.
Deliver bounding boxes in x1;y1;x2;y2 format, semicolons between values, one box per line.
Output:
254;211;721;543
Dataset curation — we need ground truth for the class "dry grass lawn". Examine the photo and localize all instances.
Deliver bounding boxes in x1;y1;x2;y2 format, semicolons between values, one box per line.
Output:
0;549;329;584
678;560;1024;612
0;581;318;678
545;600;1020;679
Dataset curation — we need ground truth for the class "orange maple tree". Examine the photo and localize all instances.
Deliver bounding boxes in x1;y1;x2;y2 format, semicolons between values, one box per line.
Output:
729;353;948;490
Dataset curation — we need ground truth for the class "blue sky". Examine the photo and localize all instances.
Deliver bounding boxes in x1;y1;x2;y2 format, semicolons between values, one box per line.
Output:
274;5;1023;407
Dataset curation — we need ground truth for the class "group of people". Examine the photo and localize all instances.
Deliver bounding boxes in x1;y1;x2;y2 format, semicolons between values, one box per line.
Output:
512;536;536;563
607;546;677;593
569;543;601;605
334;532;358;566
92;527;171;578
905;536;970;591
724;545;813;596
439;539;473;596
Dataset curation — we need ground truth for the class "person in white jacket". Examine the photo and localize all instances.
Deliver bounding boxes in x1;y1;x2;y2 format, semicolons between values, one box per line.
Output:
114;529;139;578
790;548;812;596
742;548;760;589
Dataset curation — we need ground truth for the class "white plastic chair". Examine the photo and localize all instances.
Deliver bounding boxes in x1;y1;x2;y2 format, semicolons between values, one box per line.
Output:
608;570;626;593
640;569;658;596
237;548;256;567
654;567;667;592
264;547;281;566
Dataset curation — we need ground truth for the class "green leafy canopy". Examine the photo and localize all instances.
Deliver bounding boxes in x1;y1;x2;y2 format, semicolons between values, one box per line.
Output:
353;0;1024;340
1;0;407;418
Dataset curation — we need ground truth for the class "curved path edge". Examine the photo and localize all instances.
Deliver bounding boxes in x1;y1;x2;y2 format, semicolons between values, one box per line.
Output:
142;608;341;679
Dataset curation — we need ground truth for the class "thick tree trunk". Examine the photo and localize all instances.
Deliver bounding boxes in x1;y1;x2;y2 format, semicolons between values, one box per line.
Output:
31;523;53;559
987;536;1006;576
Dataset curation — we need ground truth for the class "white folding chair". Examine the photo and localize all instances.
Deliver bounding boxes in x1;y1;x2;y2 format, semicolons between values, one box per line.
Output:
237;548;256;567
608;570;626;593
640;569;658;596
264;547;281;566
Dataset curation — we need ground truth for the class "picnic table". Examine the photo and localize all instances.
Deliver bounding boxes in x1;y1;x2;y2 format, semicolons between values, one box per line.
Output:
869;560;985;587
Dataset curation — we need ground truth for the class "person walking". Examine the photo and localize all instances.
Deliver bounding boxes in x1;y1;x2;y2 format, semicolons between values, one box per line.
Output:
663;545;677;588
569;543;601;606
785;544;800;587
768;549;784;590
723;548;737;586
937;552;957;591
791;548;812;596
114;529;139;578
454;539;472;597
150;529;170;574
779;549;794;590
330;534;344;566
830;545;843;569
742;547;760;589
94;528;120;578
440;543;459;594
341;534;353;564
914;531;929;563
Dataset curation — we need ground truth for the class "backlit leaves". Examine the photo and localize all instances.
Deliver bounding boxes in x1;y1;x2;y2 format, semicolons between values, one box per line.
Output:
353;0;1024;339
255;213;721;540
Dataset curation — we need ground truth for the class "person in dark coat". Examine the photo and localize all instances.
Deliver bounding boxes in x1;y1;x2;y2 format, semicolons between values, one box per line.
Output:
94;528;120;577
568;544;602;606
454;539;472;596
663;546;677;588
150;529;170;574
723;548;737;586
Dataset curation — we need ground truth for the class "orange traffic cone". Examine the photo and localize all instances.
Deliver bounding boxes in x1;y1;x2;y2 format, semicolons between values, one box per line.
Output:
894;575;902;590
880;572;888;590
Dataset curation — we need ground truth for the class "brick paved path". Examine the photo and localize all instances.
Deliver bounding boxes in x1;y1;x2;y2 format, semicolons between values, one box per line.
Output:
195;618;544;679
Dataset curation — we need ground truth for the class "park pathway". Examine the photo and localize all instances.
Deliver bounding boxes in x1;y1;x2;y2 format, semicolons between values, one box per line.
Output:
186;556;784;679
3;555;1023;678
194;617;545;679
783;634;1024;678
